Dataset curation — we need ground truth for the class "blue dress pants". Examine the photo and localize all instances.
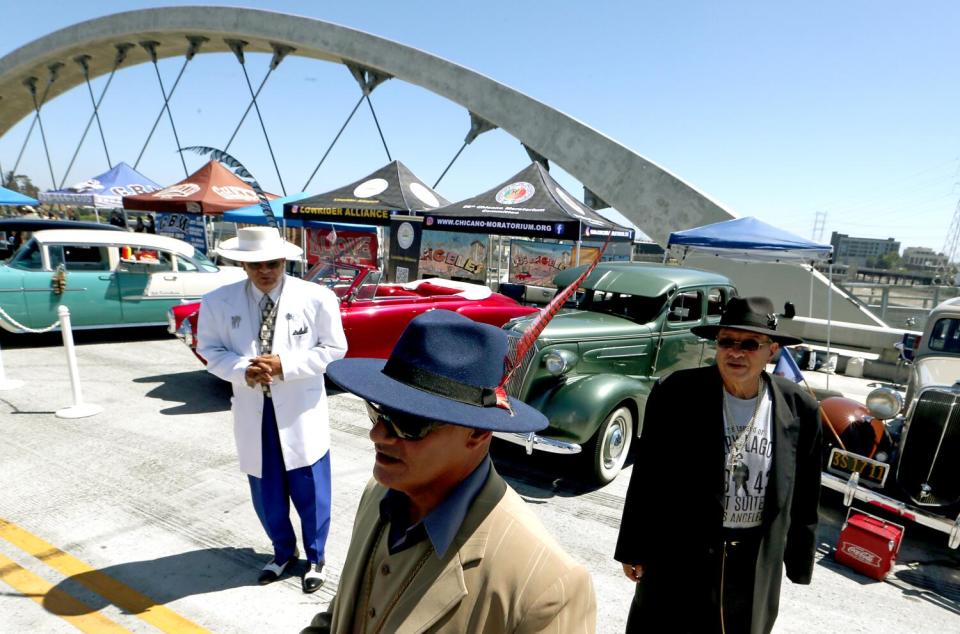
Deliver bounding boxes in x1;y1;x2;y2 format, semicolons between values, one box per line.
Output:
247;397;331;564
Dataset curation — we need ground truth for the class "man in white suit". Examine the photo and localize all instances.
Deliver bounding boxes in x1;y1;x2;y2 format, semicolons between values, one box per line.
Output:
198;227;347;593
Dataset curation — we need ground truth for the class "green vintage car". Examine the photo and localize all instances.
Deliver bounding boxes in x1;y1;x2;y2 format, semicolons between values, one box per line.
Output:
0;228;246;333
499;262;737;484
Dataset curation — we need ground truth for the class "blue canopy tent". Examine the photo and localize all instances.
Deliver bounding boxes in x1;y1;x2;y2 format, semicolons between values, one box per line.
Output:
667;216;836;385
39;162;161;222
667;216;833;262
0;186;39;206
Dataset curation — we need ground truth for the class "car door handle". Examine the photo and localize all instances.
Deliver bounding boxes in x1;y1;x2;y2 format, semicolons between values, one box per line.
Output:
163;275;178;281
98;275;112;281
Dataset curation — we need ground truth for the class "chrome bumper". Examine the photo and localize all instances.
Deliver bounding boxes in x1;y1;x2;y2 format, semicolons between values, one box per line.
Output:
821;472;960;549
494;431;581;455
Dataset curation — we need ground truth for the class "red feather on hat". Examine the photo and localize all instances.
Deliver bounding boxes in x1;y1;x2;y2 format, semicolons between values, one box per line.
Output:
495;237;611;412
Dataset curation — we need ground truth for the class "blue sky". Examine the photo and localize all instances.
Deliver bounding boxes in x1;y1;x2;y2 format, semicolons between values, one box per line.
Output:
2;1;958;252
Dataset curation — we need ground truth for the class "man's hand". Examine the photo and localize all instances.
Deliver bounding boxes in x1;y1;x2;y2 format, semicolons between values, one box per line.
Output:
245;364;269;388
622;563;644;582
251;354;283;381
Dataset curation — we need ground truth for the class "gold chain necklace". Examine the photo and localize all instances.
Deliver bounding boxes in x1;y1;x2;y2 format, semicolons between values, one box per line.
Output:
722;376;765;471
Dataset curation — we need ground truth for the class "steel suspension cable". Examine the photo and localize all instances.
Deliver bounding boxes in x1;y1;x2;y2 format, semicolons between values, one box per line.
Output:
225;39;287;195
365;95;392;162
59;54;116;187
433;141;467;189
10;62;63;181
224;43;294;153
433;112;497;189
137;39;203;177
301;94;365;192
59;50;126;187
24;72;61;188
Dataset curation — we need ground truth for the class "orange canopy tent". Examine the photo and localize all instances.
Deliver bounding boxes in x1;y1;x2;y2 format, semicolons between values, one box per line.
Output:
121;160;277;214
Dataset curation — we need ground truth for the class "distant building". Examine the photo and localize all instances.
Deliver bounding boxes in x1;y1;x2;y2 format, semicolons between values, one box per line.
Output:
830;232;900;267
902;246;948;270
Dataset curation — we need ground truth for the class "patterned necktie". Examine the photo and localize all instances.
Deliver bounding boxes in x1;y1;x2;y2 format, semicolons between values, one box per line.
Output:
259;294;276;396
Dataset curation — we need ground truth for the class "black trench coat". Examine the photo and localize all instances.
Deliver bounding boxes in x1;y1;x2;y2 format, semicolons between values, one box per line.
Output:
614;365;822;634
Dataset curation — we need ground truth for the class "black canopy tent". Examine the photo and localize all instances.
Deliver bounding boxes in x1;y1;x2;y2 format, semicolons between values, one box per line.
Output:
283;160;449;277
421;162;635;242
283;160;450;226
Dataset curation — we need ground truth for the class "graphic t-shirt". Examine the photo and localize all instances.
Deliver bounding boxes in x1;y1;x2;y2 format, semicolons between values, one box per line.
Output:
722;386;774;528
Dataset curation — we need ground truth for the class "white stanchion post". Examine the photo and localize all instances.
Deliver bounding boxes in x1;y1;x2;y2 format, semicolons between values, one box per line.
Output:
55;305;103;419
0;341;25;391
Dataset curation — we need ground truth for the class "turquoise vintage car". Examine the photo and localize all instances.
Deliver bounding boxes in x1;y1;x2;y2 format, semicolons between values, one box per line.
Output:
0;229;246;333
499;262;737;483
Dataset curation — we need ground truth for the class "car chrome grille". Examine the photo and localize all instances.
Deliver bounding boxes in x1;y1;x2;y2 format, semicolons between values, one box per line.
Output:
898;388;960;507
504;334;539;398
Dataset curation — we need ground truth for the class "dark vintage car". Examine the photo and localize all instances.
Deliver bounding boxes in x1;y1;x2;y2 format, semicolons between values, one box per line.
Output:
169;261;540;361
498;262;737;484
820;298;960;548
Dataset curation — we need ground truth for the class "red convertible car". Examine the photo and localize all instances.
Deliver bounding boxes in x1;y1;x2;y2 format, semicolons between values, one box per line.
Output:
168;262;540;361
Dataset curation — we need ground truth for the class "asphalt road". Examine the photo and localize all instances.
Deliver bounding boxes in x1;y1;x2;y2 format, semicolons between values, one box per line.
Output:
0;328;957;633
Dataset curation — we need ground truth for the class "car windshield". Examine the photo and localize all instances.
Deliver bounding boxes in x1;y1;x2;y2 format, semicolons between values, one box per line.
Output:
306;262;365;299
565;286;668;324
189;250;219;272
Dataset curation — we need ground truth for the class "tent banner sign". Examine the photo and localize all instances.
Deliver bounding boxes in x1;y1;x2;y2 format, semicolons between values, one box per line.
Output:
288;204;396;226
419;231;487;282
306;228;378;267
509;241;576;288
156;212;207;253
387;216;423;283
423;214;579;240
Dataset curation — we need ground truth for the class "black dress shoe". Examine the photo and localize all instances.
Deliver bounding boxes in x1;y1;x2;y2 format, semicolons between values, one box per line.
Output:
258;549;299;585
302;561;325;594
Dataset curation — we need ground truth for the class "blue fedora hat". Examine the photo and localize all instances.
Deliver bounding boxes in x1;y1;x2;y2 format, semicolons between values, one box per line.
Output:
326;310;548;433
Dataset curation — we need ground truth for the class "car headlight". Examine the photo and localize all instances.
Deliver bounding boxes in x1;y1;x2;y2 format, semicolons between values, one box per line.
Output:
865;387;903;420
543;349;578;376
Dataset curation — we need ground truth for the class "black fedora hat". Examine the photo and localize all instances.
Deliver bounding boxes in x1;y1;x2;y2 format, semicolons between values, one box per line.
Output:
691;296;803;346
326;310;548;433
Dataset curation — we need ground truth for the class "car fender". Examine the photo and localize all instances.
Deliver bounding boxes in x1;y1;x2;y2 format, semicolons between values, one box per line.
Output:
536;373;653;445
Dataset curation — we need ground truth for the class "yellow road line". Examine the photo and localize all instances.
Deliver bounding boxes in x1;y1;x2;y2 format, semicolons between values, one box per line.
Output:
0;552;131;633
0;519;210;633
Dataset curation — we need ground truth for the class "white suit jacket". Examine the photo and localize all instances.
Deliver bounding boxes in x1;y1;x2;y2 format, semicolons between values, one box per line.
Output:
198;275;347;477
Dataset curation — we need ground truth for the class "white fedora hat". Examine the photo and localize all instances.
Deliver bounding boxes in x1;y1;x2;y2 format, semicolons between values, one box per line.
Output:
217;227;303;262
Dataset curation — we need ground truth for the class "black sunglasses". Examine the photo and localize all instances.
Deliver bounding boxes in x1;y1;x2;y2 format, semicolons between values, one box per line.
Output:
716;337;771;352
365;401;443;441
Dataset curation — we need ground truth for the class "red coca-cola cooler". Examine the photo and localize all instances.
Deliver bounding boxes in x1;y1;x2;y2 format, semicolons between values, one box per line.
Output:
835;509;904;580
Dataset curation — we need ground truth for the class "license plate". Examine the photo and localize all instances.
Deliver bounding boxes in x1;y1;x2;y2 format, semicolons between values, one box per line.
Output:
827;448;889;488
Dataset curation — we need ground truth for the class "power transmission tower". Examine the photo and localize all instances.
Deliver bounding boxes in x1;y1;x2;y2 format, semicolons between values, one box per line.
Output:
812;211;827;242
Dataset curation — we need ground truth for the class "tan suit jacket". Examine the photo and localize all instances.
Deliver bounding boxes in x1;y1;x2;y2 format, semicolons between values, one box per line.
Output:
309;466;596;634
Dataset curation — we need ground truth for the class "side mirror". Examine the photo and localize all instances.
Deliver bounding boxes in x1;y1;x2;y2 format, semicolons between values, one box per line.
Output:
783;301;796;319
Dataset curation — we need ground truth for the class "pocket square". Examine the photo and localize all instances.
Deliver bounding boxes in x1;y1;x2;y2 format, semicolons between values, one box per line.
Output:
292;325;309;336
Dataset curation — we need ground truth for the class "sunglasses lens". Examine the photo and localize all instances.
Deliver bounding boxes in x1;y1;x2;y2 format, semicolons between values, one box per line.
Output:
717;338;762;351
366;402;437;440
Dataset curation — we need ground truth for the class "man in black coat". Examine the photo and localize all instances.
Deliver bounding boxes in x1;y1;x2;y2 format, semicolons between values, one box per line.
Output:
615;296;821;634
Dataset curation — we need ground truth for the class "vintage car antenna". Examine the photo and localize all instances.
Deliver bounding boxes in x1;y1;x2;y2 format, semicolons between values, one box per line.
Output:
496;235;611;413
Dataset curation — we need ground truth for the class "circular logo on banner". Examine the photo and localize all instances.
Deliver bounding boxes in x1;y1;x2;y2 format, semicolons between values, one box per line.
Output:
409;182;440;208
397;222;416;250
425;216;435;227
554;187;587;217
495;182;535;205
353;178;389;198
